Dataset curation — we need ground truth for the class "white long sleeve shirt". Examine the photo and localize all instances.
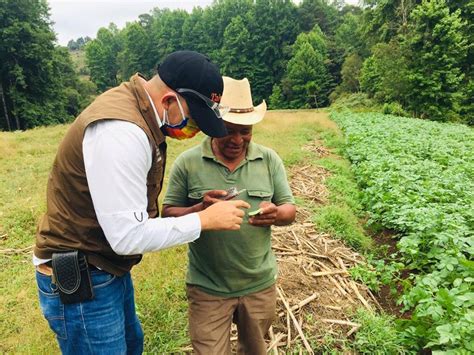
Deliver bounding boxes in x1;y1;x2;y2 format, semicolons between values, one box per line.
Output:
81;120;201;255
33;107;201;265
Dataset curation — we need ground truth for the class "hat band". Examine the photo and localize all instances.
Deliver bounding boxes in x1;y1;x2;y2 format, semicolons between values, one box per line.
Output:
229;107;254;113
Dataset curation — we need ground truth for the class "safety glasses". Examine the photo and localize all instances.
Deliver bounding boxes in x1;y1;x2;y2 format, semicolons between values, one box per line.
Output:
176;88;230;118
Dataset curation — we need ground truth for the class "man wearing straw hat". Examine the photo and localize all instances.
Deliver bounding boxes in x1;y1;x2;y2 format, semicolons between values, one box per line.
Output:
162;77;296;354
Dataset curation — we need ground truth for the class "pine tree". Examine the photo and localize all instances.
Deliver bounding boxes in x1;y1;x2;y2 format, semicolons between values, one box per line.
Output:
220;16;253;82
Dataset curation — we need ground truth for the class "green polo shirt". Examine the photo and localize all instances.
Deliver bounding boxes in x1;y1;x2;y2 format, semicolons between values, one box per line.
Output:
164;137;294;297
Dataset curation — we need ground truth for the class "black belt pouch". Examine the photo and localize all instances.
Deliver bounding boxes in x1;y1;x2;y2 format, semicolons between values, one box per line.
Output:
52;251;94;304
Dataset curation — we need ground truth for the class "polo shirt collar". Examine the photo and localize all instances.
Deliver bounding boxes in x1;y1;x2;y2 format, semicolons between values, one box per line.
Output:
201;137;264;161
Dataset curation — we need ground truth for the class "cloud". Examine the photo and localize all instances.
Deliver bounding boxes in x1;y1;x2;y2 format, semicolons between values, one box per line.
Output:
48;0;213;45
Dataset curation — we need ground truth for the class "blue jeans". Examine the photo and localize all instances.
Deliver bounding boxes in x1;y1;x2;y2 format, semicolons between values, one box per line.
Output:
36;269;144;354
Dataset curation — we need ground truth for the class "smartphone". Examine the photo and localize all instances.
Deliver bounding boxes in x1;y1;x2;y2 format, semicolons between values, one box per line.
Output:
221;187;247;200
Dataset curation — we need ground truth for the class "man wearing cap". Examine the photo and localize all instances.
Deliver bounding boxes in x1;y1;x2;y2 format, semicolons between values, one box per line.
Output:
34;51;250;354
162;77;296;354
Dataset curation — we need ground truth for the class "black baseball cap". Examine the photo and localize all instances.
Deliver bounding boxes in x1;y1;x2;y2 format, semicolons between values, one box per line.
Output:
157;51;228;138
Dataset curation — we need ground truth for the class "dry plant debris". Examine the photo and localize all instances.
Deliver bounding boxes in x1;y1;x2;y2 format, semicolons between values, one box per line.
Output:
0;245;33;255
288;164;330;205
262;143;379;353
301;140;332;158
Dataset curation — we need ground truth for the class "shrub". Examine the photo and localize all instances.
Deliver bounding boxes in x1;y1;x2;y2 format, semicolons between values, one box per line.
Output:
382;102;408;117
330;93;378;111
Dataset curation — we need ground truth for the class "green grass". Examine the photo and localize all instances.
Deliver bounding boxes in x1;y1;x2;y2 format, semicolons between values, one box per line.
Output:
314;205;371;250
352;309;405;355
314;307;403;355
304;117;373;251
0;110;320;353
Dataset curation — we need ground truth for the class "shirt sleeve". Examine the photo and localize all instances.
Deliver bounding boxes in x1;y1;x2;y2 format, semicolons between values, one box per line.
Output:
269;150;295;206
163;155;189;207
83;120;201;255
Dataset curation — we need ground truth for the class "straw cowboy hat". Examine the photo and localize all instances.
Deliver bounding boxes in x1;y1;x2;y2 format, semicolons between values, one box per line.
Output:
221;76;267;125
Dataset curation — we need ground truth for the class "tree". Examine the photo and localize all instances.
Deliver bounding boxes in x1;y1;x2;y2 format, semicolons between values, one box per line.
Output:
85;24;123;92
119;22;151;79
67;39;79;51
246;0;300;103
339;53;363;93
149;9;189;63
334;12;368;57
220;16;254;82
269;84;285;109
67;36;91;51
274;26;331;108
362;0;421;44
403;0;467;120
298;0;340;34
446;0;474;124
360;41;410;104
0;0;82;130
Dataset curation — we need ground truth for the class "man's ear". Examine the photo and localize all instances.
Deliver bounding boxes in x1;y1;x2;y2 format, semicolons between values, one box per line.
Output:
161;92;176;110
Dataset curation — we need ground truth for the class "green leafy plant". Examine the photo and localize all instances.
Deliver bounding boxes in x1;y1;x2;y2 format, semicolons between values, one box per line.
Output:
332;111;474;352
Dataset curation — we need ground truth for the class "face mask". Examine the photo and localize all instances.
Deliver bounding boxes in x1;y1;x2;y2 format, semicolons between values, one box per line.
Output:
161;94;200;140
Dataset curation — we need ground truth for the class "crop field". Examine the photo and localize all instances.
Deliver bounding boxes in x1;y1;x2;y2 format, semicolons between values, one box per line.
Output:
1;109;472;353
332;111;474;352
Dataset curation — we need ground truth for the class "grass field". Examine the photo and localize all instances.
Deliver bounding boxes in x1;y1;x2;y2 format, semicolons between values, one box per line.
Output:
0;110;328;353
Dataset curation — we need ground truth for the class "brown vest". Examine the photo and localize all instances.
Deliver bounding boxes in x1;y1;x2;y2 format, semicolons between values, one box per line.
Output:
35;74;167;276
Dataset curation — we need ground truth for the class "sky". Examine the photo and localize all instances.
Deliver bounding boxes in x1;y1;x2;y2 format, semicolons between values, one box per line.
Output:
49;0;214;45
48;0;359;46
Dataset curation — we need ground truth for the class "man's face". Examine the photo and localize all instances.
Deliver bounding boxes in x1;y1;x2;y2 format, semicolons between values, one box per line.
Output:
214;122;252;160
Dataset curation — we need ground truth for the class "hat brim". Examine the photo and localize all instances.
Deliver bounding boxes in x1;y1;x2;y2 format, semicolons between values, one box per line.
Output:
181;93;228;138
222;101;267;125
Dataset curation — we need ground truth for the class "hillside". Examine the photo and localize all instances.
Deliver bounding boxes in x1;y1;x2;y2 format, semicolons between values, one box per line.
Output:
69;48;89;79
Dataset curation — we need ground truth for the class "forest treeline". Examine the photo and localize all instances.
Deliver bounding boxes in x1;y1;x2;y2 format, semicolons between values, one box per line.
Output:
1;0;472;131
0;0;96;130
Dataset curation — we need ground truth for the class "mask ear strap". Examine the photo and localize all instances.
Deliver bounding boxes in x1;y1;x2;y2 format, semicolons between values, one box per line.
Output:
163;93;188;124
175;95;187;119
162;108;169;125
161;92;175;125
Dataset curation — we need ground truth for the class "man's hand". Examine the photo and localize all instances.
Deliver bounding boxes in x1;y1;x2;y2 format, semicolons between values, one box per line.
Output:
202;190;228;209
198;200;250;231
248;201;278;227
